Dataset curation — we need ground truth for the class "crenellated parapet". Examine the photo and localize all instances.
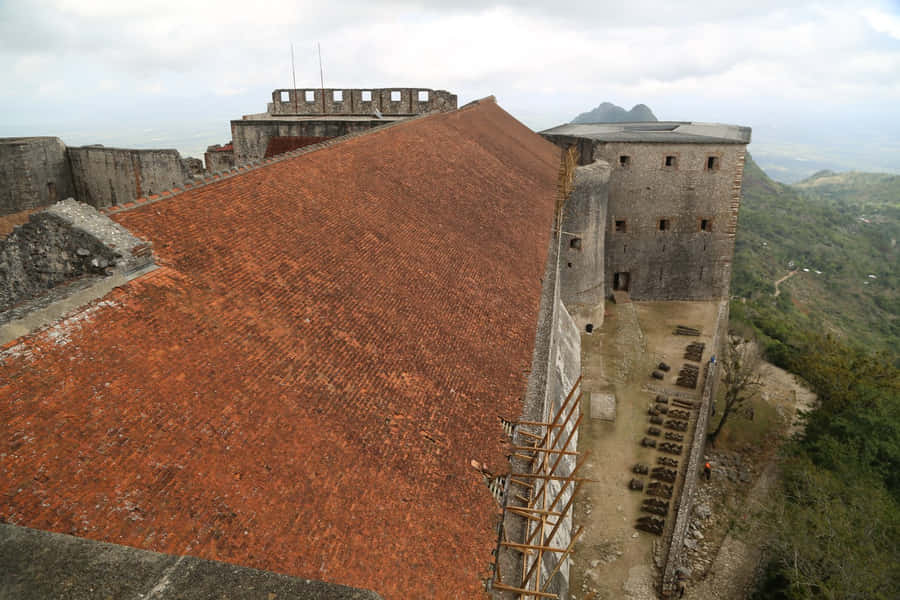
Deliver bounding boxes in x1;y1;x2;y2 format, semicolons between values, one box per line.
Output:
267;88;457;116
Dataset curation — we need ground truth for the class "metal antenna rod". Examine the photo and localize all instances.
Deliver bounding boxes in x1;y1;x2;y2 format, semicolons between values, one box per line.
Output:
318;42;325;112
291;42;297;113
318;42;325;89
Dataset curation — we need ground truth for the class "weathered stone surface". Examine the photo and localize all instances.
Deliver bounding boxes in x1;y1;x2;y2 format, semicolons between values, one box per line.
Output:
0;199;152;312
559;159;610;312
0;137;75;216
590;392;617;420
0;523;383;600
67;146;192;207
268;88;456;116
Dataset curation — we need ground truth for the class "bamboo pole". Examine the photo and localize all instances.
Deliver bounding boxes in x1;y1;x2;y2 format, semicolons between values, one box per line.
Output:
540;526;584;592
520;479;583;587
491;582;558;599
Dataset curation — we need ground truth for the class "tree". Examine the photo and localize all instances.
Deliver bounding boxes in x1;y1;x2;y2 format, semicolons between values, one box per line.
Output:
708;335;762;445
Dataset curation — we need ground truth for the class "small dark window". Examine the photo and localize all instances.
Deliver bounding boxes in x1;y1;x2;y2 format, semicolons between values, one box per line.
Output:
619;155;631;168
665;155;677;167
305;90;315;102
570;237;582;250
361;90;372;102
700;218;712;232
615;220;627;233
333;90;343;102
706;156;719;170
567;262;573;268
390;90;401;102
418;90;429;102
659;219;670;231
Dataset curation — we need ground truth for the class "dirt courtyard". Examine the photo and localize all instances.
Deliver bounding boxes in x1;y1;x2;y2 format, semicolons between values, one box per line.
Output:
569;298;721;600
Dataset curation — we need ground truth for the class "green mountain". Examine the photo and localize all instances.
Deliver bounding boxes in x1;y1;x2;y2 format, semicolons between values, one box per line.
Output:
572;102;657;123
731;154;899;362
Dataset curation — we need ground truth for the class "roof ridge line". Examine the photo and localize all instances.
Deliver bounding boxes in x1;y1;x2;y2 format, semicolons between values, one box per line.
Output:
100;110;443;217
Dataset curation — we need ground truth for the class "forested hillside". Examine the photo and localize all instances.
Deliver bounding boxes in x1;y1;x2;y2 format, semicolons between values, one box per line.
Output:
733;156;900;598
732;154;899;361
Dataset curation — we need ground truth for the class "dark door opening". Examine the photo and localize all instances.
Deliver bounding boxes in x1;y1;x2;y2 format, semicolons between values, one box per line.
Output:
613;271;630;291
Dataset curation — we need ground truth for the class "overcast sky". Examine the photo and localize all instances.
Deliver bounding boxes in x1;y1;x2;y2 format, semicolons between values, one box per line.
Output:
2;0;900;181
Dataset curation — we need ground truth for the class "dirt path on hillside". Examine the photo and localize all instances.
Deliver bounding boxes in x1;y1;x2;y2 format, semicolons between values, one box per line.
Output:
773;271;797;297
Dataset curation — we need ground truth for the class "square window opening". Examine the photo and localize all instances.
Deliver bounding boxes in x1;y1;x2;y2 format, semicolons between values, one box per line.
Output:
418;90;429;102
700;218;712;232
280;91;290;102
707;156;719;170
391;90;401;102
361;90;372;102
333;90;343;102
615;220;627;233
619;155;631;168
305;90;315;102
665;155;677;167
659;219;670;231
570;237;582;250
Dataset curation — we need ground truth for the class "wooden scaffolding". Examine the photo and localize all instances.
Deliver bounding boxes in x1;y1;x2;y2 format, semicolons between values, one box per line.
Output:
492;376;586;599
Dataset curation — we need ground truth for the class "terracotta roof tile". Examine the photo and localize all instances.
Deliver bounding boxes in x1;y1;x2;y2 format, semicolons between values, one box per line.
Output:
0;99;560;599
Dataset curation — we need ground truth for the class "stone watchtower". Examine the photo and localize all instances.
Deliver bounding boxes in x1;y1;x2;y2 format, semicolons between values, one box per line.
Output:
541;122;751;301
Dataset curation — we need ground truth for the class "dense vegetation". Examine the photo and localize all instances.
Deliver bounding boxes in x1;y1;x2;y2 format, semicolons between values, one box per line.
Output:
732;156;900;598
732;155;899;361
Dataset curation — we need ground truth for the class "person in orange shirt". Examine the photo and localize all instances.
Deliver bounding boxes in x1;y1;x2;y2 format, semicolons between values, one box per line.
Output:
704;462;712;481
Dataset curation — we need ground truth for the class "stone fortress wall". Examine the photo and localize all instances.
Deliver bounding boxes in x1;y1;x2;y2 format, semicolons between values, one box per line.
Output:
67;146;193;209
595;141;746;300
0;138;198;216
0;138;75;216
541;123;750;302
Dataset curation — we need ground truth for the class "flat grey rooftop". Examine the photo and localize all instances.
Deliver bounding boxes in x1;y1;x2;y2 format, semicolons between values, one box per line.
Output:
0;523;383;600
540;121;751;144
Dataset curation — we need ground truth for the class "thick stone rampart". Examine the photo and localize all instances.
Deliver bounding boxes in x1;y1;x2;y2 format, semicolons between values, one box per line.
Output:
559;160;610;314
67;146;192;208
594;142;746;300
0;137;75;216
660;300;729;596
0;199;152;313
494;198;582;598
268;88;457;116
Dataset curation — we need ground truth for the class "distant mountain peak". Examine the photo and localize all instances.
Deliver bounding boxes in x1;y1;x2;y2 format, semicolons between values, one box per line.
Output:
572;102;658;124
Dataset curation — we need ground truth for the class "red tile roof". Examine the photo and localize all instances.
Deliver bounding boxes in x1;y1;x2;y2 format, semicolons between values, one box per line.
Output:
264;136;332;158
0;99;560;599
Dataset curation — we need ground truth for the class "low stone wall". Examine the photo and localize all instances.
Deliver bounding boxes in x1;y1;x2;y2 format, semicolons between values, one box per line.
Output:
1;523;382;600
231;119;387;164
67;146;192;208
204;145;235;172
0;199;152;313
660;300;730;595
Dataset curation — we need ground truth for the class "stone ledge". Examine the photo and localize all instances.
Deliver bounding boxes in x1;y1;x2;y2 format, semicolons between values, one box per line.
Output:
0;523;383;600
